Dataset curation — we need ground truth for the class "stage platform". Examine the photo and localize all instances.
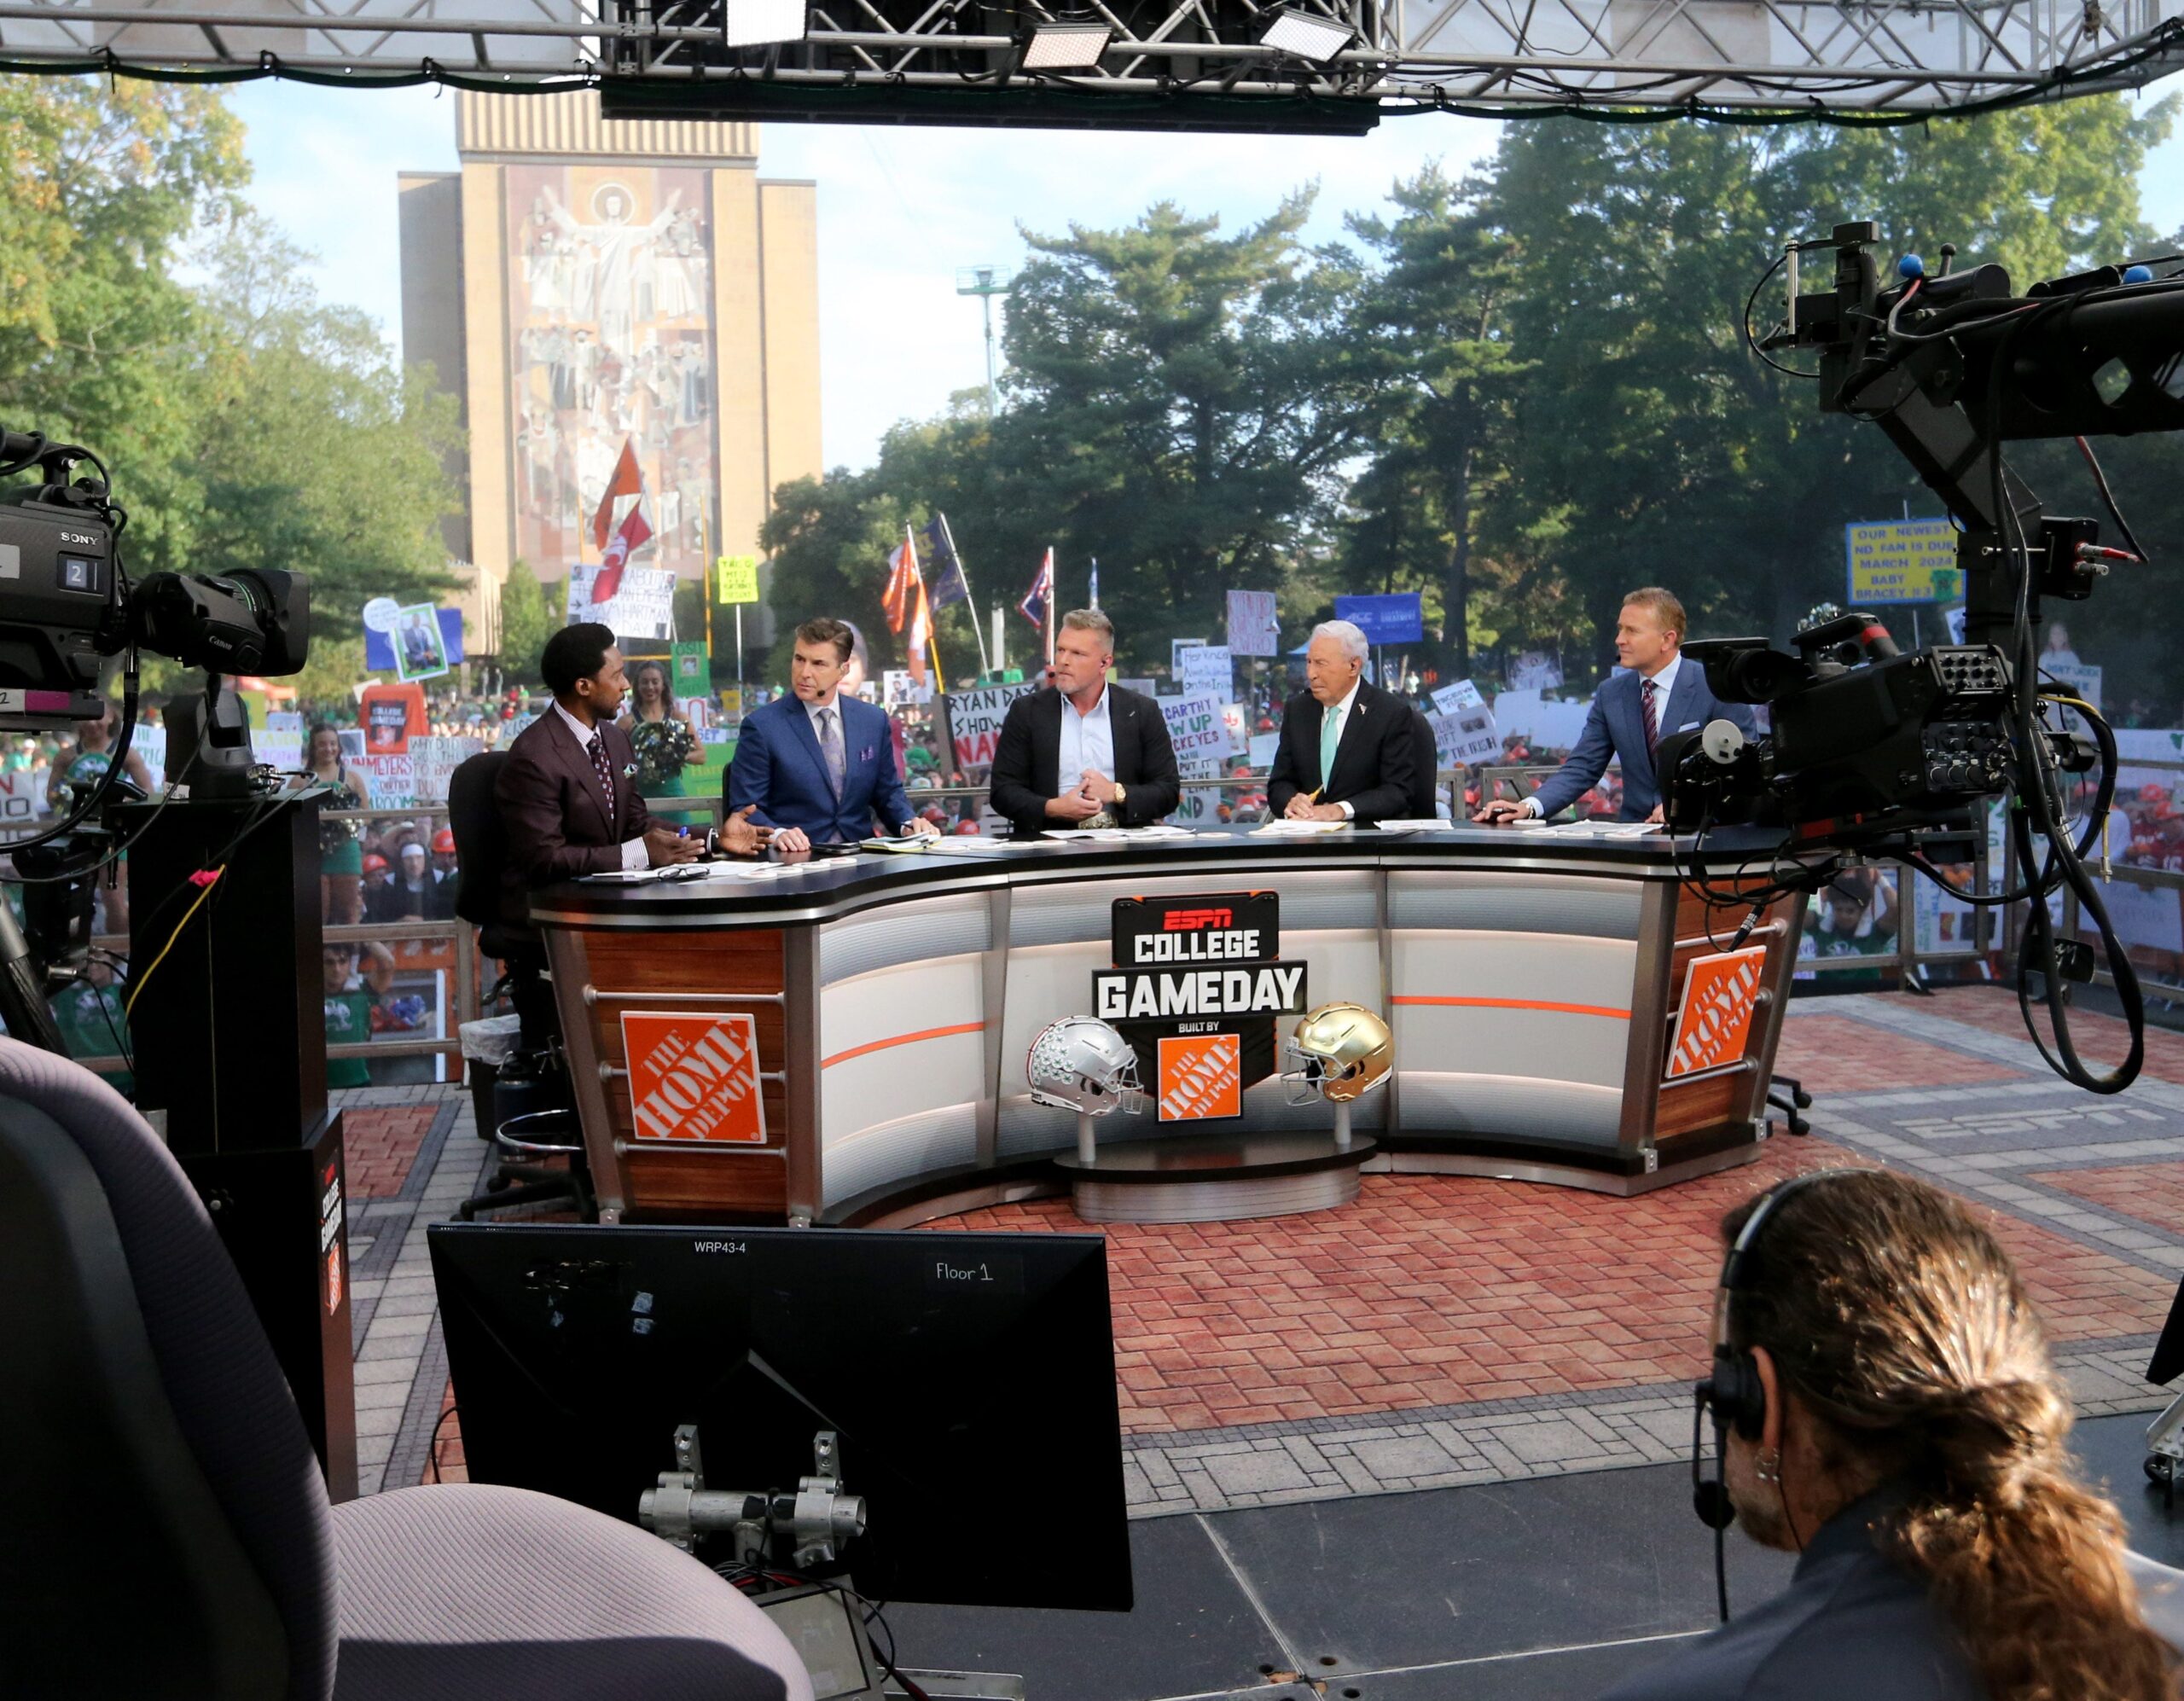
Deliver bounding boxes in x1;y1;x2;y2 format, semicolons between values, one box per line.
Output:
331;983;2184;1698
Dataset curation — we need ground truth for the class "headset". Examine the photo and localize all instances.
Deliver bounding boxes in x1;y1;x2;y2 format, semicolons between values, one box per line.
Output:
1691;1168;1855;1620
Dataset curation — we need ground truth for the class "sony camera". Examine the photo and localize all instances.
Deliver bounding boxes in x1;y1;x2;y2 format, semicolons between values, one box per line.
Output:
0;427;309;734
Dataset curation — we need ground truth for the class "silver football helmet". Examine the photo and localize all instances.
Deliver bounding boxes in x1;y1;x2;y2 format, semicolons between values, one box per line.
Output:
1027;1017;1145;1118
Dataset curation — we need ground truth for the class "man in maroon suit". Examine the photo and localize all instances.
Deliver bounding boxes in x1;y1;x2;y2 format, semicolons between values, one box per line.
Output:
496;622;760;925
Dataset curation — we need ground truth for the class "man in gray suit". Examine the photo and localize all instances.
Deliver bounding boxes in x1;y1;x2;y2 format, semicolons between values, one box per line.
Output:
1475;587;1758;825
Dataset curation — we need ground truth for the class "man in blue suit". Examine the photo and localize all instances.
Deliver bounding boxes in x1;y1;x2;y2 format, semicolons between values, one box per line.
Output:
1475;588;1758;825
728;618;938;851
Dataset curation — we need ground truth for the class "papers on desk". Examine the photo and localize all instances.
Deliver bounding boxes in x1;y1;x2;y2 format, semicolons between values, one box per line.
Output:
926;836;1056;856
1374;817;1456;832
860;834;933;855
1250;818;1351;837
1045;824;1200;843
1536;819;1665;838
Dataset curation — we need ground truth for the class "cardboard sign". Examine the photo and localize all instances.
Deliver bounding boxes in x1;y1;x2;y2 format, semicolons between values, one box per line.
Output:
360;682;427;754
623;1010;768;1144
569;564;677;640
1158;1033;1242;1121
1507;652;1562;693
1175;643;1233;700
1665;947;1770;1079
715;554;761;606
410;736;485;804
0;769;49;823
1334;592;1423;645
1845;518;1961;605
942;681;1039;769
1159;692;1230;766
1226;590;1280;658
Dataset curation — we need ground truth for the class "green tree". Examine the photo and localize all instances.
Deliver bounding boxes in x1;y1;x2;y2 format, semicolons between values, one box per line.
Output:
758;469;909;686
982;195;1383;668
497;559;557;682
1475;99;2171;677
1347;166;1535;676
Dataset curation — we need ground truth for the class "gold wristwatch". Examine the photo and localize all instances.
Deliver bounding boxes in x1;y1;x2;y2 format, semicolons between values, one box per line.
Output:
1113;784;1128;807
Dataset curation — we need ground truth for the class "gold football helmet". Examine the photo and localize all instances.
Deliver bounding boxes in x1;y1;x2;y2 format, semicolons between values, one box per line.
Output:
1282;1002;1394;1105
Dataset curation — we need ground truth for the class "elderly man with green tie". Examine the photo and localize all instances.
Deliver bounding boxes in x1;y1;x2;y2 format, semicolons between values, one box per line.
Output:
1265;620;1417;827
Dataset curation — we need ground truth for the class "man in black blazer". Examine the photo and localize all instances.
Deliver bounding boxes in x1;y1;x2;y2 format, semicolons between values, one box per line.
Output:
1267;620;1417;826
988;609;1182;837
494;623;760;927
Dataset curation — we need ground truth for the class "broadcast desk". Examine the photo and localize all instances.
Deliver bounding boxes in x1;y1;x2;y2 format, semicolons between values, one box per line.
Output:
528;826;1809;1228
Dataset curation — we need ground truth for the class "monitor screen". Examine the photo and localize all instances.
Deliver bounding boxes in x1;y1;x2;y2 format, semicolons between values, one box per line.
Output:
428;1222;1133;1611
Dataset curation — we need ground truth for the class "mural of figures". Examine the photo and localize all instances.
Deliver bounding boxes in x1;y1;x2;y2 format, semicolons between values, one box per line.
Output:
507;164;717;578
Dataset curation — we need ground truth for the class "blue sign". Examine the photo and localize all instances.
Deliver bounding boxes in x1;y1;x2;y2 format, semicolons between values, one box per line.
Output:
365;608;465;673
1333;593;1424;646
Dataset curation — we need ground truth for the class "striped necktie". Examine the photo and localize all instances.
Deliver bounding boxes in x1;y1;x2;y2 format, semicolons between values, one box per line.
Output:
1641;677;1659;763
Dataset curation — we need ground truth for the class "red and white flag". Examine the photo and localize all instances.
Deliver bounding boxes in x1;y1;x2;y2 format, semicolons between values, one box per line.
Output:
592;499;653;605
590;438;642;553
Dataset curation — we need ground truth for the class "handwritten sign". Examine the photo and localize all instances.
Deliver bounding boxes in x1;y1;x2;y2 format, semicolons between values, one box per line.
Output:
1161;692;1231;766
941;681;1039;769
1845;519;1961;605
1226;590;1280;657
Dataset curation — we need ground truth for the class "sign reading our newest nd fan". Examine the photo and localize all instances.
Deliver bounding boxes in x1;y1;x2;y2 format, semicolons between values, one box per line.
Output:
623;1010;768;1143
1093;893;1308;1122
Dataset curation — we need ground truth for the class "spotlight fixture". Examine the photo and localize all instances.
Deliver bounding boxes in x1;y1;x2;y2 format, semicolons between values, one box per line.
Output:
1257;4;1354;61
722;0;807;48
1019;19;1113;68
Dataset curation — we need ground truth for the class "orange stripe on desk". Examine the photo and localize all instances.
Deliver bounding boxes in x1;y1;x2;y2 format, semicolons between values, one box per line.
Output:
822;1022;987;1069
1391;996;1631;1021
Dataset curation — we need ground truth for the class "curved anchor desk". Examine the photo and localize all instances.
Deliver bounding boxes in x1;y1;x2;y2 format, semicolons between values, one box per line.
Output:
527;825;1809;1228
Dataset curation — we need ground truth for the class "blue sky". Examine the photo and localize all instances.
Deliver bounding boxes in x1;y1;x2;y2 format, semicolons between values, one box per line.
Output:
227;79;2184;474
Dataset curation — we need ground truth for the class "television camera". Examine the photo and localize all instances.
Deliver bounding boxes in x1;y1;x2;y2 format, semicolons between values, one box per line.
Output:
0;425;311;1050
1664;223;2184;1092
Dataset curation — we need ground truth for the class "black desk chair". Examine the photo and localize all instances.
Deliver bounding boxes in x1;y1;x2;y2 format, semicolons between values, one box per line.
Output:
0;1037;810;1701
447;752;588;1220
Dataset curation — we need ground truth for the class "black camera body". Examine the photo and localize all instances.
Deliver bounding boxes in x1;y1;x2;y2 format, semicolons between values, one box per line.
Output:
1670;632;2013;834
1;433;311;734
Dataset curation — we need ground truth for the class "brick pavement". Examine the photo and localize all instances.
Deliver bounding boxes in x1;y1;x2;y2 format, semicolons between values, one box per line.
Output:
368;984;2184;1515
343;1103;443;1199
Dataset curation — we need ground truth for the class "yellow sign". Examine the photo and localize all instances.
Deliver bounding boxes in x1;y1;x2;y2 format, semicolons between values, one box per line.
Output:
715;554;760;606
1844;519;1962;605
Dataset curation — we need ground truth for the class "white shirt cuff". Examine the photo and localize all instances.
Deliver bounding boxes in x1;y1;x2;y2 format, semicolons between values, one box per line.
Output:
1520;798;1542;818
620;836;650;872
1338;800;1355;820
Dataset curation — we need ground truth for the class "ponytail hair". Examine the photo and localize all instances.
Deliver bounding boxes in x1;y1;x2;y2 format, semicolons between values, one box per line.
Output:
1725;1170;2175;1701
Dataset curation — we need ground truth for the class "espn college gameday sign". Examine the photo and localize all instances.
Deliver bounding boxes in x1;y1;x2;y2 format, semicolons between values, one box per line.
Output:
1664;946;1770;1079
622;1011;768;1143
1094;893;1308;1121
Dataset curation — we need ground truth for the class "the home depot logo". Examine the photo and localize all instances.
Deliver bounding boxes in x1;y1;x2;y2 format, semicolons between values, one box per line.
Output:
1665;947;1769;1078
623;1011;768;1143
1158;1033;1241;1121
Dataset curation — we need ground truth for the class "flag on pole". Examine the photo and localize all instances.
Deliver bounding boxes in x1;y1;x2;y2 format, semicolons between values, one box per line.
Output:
882;532;921;634
591;499;653;605
1019;548;1053;632
591;438;642;553
925;514;969;609
904;576;933;688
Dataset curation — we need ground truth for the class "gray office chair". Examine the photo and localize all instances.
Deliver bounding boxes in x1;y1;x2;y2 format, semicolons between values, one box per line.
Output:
0;1036;813;1701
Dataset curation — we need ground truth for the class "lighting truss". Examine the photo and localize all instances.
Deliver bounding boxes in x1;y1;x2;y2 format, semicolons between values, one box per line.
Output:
0;0;2176;125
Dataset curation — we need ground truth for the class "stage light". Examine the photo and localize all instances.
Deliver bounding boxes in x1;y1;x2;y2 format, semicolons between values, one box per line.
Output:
723;0;806;48
1258;5;1353;61
1019;20;1113;68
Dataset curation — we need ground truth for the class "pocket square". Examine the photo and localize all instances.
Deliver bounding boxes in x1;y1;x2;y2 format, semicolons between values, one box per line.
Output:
858;745;876;761
1676;721;1701;733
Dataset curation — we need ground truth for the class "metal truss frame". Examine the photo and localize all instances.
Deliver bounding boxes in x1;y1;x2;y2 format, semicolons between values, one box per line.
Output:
0;0;2177;119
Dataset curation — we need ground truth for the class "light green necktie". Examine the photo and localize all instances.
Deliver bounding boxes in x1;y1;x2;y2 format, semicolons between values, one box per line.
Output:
1319;701;1341;788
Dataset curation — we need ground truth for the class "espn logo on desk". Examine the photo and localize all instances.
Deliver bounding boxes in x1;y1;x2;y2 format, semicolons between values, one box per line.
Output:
1158;1034;1242;1121
1665;946;1770;1079
622;1011;769;1143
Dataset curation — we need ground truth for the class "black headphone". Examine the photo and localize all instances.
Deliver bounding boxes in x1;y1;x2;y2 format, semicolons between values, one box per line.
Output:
1691;1170;1852;1545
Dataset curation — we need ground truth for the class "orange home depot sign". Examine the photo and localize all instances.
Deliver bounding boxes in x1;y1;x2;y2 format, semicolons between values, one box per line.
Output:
1158;1033;1242;1122
1665;946;1770;1079
623;1011;768;1144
